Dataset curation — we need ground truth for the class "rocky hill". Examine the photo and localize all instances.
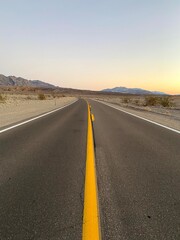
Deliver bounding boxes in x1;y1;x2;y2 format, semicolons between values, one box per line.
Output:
102;87;167;95
0;74;56;89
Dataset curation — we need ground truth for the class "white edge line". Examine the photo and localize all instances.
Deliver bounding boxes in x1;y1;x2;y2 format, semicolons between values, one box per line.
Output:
0;99;78;134
93;99;180;134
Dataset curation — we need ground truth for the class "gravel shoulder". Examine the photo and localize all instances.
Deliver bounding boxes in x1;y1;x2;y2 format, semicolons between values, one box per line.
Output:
93;97;180;131
0;94;77;128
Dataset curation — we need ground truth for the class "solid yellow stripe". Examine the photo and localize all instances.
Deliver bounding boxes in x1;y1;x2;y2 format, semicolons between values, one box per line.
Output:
82;103;101;240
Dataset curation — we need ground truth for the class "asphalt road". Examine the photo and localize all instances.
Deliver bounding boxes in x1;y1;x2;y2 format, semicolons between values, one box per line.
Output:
89;100;180;240
0;99;87;240
0;99;180;240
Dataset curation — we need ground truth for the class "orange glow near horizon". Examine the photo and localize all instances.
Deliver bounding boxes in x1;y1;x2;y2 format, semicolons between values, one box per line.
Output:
1;1;179;95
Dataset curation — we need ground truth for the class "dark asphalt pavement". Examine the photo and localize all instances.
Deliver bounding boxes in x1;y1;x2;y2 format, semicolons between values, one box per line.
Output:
0;99;180;240
0;99;87;240
90;100;180;240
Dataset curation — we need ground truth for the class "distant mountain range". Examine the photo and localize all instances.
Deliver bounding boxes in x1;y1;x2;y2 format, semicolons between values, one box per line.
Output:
102;87;167;95
0;74;56;89
0;74;169;95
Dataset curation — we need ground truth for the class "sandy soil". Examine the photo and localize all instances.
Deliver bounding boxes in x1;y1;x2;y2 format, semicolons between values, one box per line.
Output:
0;94;77;128
1;92;179;131
94;96;180;131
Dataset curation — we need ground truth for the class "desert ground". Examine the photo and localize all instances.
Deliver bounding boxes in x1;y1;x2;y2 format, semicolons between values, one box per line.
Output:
0;92;76;128
0;89;180;131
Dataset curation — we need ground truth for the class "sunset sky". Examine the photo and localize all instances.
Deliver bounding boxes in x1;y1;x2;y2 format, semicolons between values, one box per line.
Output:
0;0;180;94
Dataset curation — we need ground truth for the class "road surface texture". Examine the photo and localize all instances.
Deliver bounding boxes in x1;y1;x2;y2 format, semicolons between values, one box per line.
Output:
0;99;87;240
0;99;180;240
89;100;180;240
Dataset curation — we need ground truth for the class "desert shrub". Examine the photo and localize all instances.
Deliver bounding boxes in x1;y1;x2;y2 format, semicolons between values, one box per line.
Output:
122;97;130;104
57;94;66;98
0;94;6;103
38;93;46;100
159;97;173;107
144;96;158;106
134;99;140;105
47;94;52;99
26;95;32;100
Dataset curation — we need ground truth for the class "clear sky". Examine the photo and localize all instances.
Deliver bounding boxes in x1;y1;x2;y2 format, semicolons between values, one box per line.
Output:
0;0;180;94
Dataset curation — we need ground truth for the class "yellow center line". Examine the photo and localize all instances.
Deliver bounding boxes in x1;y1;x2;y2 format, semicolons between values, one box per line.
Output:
82;102;101;240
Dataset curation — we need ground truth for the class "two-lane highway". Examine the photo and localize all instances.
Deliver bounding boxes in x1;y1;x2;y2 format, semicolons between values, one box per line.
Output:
0;98;180;240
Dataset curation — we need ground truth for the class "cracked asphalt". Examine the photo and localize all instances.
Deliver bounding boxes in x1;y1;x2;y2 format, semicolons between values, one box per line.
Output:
0;99;180;240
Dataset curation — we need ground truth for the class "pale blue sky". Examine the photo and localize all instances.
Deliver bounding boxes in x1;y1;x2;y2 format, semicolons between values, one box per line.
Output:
0;0;180;93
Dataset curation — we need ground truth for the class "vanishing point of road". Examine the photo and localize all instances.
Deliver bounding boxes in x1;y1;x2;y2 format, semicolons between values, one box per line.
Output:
0;99;179;240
